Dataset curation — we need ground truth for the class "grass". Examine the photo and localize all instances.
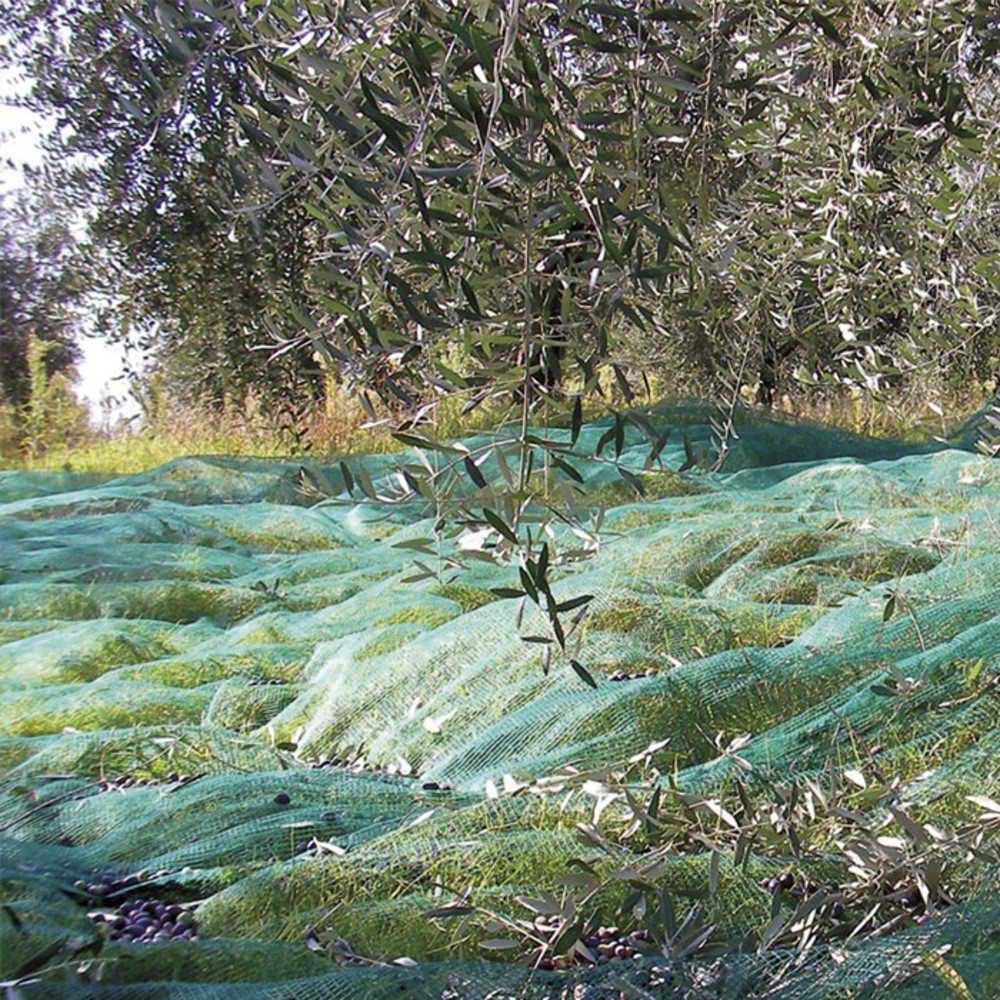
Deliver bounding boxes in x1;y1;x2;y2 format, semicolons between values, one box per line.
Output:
4;368;993;476
372;604;461;629
586;596;818;659
3;379;541;474
3;385;400;474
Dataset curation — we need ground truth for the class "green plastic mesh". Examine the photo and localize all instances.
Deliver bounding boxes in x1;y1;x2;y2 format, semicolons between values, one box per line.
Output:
1;404;999;999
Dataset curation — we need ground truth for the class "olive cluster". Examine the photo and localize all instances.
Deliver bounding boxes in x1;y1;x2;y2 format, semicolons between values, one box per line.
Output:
639;965;678;992
608;669;657;682
90;898;197;944
535;924;651;970
545;965;710;1000
890;884;952;923
271;792;336;822
99;772;201;792
271;794;339;822
74;869;170;899
526;925;734;998
760;872;846;919
761;870;952;924
247;678;287;687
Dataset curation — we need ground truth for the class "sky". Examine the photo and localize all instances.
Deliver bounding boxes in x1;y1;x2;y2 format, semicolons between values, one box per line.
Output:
2;67;142;425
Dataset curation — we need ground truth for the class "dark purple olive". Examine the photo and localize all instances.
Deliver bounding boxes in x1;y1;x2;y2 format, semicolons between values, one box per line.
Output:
537;957;555;970
777;872;795;891
422;782;440;791
832;902;846;919
167;904;183;919
274;792;291;805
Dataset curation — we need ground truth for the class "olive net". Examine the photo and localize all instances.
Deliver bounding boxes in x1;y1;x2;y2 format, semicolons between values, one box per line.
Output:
1;404;999;999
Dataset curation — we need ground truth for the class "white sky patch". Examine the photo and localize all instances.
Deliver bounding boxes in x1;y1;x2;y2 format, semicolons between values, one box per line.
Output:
75;335;144;428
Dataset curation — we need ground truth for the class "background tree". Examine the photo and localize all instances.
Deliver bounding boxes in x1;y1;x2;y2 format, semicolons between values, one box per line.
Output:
0;187;93;457
0;188;82;408
3;0;327;412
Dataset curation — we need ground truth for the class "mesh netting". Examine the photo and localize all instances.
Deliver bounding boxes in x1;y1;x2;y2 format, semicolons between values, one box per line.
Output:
1;404;999;999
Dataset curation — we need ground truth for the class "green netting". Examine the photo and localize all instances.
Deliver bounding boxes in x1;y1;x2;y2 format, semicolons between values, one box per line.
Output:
1;404;999;999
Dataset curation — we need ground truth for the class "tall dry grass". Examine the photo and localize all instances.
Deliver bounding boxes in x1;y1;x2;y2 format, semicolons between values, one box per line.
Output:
4;367;993;475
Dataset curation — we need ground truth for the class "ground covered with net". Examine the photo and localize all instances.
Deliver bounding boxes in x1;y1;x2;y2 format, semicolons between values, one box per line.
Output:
1;405;998;999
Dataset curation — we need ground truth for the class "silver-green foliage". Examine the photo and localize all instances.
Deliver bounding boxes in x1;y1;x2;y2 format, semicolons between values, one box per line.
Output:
6;0;1000;410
